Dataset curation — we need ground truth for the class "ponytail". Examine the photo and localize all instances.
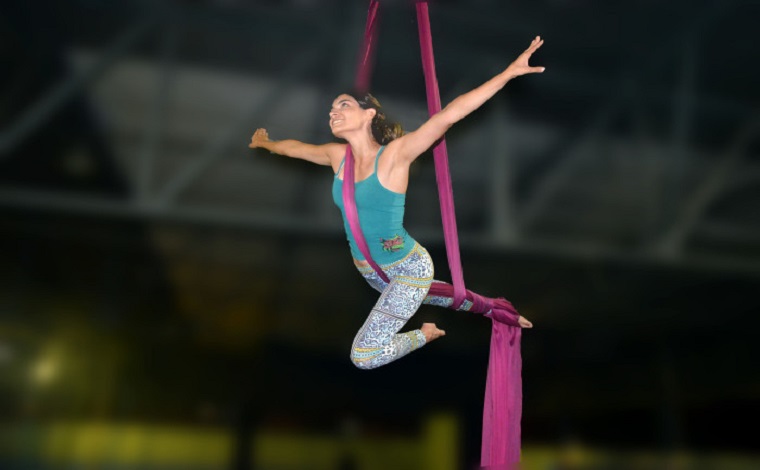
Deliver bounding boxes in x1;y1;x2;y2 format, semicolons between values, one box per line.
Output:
354;92;404;145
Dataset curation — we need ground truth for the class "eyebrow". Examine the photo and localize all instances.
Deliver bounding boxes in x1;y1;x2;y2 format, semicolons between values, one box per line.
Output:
334;99;352;107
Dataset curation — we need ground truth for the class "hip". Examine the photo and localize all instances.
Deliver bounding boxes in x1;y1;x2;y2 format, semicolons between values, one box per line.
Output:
353;242;434;289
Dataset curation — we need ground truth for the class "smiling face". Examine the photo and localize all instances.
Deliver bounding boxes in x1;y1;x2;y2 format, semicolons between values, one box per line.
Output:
329;94;376;139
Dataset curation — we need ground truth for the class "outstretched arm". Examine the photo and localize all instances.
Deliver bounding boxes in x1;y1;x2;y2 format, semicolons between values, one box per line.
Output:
393;36;545;163
249;128;345;166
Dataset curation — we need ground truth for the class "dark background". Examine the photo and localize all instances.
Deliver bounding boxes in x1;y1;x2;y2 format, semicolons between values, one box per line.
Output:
1;0;759;469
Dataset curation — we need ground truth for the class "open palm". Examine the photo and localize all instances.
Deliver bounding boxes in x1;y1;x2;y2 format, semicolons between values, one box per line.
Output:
506;36;545;78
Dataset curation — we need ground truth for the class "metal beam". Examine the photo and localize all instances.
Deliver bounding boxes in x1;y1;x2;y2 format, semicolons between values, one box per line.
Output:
1;185;759;278
518;0;734;231
518;94;624;229
489;102;518;243
155;43;325;206
136;22;178;203
654;115;760;252
0;17;156;158
653;37;699;257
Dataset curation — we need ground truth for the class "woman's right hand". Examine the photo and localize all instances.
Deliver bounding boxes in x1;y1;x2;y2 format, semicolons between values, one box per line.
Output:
504;36;545;79
249;128;269;149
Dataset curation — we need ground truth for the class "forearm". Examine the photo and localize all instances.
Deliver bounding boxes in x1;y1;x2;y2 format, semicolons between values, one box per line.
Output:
253;135;335;166
259;139;305;158
443;69;515;123
394;37;543;163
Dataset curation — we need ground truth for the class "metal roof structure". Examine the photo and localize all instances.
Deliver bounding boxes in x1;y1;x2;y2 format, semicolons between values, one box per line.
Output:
2;0;759;275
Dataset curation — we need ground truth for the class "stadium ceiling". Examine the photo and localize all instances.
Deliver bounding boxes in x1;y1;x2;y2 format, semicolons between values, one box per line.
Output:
1;0;758;274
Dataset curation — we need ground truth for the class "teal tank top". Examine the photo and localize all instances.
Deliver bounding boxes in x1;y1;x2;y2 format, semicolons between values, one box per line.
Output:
332;146;416;264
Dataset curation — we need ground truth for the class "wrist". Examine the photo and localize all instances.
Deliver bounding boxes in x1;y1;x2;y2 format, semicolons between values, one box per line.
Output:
501;69;517;81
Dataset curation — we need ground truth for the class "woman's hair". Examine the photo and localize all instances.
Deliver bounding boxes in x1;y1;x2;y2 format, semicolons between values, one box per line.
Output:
353;92;404;145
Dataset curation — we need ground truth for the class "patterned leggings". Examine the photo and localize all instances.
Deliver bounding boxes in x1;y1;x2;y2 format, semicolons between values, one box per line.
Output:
350;243;472;370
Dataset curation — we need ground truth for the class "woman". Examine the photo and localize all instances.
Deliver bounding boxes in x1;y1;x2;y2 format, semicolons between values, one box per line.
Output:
250;37;544;369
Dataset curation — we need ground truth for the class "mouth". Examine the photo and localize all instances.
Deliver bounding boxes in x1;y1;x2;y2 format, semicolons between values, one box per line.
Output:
330;119;344;127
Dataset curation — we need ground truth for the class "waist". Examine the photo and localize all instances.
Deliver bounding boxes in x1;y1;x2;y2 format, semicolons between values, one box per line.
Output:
347;227;415;263
353;241;424;271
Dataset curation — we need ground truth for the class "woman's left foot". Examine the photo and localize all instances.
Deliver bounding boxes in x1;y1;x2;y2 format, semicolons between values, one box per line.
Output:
421;322;446;343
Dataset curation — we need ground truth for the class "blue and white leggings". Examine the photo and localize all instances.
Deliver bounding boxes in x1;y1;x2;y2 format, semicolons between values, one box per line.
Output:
350;243;473;370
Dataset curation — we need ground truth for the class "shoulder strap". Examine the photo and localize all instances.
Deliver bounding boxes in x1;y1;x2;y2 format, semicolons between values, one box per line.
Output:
336;156;346;176
374;145;385;172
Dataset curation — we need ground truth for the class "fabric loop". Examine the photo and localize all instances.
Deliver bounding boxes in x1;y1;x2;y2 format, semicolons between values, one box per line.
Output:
343;1;524;466
342;146;390;284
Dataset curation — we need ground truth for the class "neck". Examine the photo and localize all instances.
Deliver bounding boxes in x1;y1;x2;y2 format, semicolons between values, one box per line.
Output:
345;133;380;163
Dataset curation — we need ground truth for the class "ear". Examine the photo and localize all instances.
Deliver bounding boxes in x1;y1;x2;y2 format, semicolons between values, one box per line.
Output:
364;107;377;120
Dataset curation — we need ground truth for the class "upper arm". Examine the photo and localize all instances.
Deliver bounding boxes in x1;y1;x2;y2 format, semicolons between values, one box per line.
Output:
393;110;454;164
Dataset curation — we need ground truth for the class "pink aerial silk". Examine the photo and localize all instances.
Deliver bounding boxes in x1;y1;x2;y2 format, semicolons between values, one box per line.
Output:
343;1;523;467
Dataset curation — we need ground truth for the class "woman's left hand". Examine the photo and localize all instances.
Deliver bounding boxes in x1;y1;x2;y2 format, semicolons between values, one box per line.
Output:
505;36;545;78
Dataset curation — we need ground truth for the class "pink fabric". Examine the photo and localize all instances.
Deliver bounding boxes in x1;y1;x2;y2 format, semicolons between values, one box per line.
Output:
342;145;390;284
342;0;390;284
428;281;523;465
415;5;523;464
344;1;523;466
415;2;467;311
354;0;380;95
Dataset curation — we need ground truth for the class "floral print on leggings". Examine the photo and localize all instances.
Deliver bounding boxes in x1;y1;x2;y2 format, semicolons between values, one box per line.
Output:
351;243;477;369
351;244;434;369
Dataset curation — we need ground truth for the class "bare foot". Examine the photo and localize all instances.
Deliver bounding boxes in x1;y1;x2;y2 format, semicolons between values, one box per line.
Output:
421;322;446;343
518;316;533;328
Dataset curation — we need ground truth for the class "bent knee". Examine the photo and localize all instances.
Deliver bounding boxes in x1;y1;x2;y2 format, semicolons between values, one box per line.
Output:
349;349;379;370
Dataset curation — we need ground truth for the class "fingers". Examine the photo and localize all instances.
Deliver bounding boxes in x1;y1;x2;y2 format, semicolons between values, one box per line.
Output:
249;128;268;148
512;36;545;75
526;36;544;54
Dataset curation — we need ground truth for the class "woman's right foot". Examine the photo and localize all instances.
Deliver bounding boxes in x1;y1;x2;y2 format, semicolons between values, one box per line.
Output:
421;322;446;343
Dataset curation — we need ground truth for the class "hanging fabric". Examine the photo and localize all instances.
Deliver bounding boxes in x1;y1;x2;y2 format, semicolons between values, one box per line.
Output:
342;1;523;466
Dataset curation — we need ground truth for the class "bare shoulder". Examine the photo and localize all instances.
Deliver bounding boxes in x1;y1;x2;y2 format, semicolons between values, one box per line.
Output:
325;142;347;159
381;139;410;169
325;142;348;171
384;112;450;165
376;139;412;193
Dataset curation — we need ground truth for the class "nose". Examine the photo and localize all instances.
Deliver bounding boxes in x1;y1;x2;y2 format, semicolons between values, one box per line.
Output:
329;109;339;118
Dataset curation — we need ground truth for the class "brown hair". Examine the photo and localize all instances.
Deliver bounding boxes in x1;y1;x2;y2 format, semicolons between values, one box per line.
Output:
353;92;404;145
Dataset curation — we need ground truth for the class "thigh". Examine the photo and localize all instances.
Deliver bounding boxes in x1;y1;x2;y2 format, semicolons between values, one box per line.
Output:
374;275;429;320
353;277;427;349
422;280;455;307
357;243;435;294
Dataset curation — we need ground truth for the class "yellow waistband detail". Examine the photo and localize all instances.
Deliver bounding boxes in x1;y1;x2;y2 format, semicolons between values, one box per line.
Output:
353;242;425;271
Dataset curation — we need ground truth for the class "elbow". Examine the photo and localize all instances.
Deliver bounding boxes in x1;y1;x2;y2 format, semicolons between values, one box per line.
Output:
439;105;464;127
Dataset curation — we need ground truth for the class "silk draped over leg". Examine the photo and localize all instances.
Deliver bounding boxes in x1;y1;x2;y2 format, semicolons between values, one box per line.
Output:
342;1;524;466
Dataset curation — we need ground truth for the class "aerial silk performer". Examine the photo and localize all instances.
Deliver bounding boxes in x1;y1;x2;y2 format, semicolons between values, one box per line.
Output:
249;1;545;466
